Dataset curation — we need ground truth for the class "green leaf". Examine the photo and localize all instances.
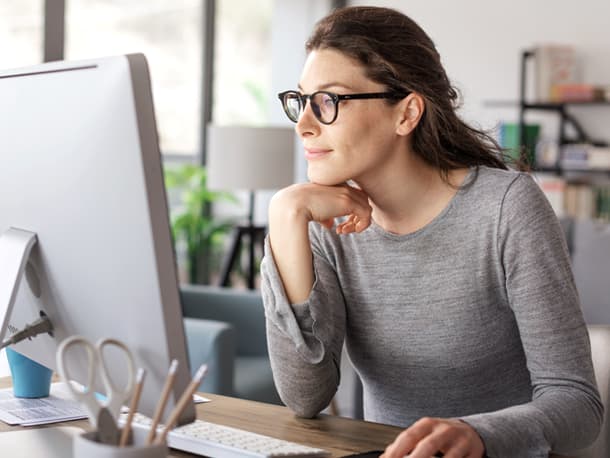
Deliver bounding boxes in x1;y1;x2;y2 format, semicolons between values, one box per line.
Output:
164;164;239;284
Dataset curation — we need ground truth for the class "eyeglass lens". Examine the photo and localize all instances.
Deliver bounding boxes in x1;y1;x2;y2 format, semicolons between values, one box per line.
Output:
282;92;336;124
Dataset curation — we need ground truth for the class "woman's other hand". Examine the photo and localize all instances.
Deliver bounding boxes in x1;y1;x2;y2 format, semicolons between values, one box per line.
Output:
381;417;485;458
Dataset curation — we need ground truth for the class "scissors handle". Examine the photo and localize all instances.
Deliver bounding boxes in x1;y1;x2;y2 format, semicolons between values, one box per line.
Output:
56;335;101;426
96;337;136;418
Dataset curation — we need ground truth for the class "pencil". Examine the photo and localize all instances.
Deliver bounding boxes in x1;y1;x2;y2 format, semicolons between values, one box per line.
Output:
119;368;146;447
154;364;208;445
146;359;179;445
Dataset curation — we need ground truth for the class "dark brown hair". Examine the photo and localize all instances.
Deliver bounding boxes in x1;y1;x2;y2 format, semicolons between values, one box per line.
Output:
306;6;513;180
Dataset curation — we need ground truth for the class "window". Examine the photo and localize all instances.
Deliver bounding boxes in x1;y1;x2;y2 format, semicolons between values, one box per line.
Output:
0;2;44;68
213;0;272;125
65;0;203;156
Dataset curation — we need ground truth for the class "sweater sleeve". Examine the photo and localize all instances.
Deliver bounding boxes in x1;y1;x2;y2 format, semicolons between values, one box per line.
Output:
260;224;346;417
460;174;603;457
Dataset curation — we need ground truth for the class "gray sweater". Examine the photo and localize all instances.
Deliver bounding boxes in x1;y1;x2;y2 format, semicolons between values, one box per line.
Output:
260;166;603;457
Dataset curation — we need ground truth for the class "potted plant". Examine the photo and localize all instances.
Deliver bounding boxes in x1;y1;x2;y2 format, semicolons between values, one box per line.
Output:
164;163;237;284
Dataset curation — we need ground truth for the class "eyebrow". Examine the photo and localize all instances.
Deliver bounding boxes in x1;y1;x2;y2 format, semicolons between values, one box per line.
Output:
297;81;354;92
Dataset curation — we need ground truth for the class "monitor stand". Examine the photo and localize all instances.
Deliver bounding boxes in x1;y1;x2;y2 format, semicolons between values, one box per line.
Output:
0;227;38;343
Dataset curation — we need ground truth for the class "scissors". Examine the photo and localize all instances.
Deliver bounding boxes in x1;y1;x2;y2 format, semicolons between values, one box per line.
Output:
57;335;136;445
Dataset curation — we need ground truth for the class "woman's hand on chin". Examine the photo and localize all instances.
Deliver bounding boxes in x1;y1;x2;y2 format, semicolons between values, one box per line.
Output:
270;182;373;234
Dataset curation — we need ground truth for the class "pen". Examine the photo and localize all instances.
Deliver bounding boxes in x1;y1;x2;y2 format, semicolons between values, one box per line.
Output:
119;368;146;447
146;359;179;445
154;364;208;445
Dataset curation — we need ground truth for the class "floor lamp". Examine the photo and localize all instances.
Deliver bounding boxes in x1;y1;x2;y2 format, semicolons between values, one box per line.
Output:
207;125;295;289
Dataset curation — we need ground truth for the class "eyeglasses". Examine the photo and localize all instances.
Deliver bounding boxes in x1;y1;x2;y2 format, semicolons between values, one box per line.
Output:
277;90;409;125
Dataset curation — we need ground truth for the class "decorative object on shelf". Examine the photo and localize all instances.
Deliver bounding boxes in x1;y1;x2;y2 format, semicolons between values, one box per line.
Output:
206;125;295;289
535;139;560;169
164;164;238;285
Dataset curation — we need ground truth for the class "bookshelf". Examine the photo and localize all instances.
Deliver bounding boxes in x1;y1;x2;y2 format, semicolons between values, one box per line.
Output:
514;50;610;222
518;50;610;174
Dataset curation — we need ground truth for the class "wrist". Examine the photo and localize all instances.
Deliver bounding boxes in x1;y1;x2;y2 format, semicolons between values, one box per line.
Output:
269;187;312;228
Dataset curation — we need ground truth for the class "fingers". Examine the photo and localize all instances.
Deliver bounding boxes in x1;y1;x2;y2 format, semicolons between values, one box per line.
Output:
335;185;373;234
335;213;371;234
381;418;484;458
382;418;435;458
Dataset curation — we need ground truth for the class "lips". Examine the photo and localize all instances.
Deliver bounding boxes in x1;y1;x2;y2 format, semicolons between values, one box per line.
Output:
304;147;332;160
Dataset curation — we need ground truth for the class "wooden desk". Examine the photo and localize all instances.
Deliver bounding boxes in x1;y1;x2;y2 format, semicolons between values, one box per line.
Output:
0;377;574;458
0;376;402;457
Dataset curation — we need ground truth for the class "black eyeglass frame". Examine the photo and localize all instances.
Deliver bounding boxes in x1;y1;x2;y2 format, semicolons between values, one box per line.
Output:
277;90;410;125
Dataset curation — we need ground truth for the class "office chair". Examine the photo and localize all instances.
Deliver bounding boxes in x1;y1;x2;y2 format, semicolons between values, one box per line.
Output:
180;284;282;405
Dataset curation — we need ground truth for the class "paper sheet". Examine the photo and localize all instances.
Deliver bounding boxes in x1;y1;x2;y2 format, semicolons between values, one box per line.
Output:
0;383;87;426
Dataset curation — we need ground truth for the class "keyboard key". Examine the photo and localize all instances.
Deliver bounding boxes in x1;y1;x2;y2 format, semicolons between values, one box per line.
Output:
122;413;330;457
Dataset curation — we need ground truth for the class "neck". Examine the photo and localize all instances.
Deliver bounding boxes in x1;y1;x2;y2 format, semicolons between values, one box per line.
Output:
356;152;468;235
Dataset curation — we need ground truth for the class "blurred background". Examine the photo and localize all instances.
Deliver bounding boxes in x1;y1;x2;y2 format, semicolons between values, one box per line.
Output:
2;0;610;380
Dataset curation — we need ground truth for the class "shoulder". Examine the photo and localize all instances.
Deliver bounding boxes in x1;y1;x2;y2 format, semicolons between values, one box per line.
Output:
467;165;522;195
488;168;552;221
475;168;562;244
459;167;558;240
466;166;545;210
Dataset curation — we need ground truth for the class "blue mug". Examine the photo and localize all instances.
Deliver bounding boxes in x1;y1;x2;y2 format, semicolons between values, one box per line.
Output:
6;347;52;398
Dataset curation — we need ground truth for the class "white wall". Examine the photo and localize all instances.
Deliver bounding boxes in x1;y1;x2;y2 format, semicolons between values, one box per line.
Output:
348;0;610;145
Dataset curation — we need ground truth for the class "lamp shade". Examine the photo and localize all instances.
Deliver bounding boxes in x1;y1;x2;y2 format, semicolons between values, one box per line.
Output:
206;125;295;191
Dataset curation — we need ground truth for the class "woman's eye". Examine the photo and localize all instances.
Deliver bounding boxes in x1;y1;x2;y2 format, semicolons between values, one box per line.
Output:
321;96;334;108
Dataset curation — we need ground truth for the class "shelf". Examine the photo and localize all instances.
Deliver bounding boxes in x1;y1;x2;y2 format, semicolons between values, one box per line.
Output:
485;100;610;109
516;50;610;149
534;166;610;174
489;50;610;180
523;101;610;110
483;100;519;108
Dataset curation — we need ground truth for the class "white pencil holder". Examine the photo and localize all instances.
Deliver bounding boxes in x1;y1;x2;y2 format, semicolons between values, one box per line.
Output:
73;429;168;458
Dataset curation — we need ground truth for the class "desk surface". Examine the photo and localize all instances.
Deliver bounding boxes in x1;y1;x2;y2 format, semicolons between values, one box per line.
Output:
0;377;574;458
0;376;402;457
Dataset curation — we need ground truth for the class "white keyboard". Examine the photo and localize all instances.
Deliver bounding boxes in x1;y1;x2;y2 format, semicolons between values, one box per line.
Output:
124;413;330;458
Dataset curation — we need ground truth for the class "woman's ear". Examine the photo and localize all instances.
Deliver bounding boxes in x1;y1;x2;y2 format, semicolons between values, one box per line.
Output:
395;93;424;136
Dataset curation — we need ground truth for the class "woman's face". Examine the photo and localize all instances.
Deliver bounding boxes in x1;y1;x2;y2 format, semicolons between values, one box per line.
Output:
296;48;407;186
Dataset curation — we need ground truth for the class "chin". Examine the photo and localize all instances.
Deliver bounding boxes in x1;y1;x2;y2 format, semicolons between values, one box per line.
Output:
307;168;348;186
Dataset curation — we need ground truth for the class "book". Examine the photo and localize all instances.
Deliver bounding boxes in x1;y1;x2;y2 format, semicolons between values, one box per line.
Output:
498;122;540;165
550;83;602;103
534;44;579;102
588;146;610;169
561;143;589;170
535;174;565;217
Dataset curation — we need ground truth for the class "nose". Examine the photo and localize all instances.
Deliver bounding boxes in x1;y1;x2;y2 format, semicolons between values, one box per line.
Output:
295;98;320;138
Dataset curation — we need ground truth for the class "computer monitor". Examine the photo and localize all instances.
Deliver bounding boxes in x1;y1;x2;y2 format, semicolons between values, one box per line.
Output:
0;54;195;424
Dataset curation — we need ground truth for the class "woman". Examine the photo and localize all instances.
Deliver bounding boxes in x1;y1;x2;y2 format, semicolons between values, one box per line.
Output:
260;6;602;458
